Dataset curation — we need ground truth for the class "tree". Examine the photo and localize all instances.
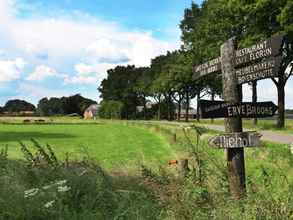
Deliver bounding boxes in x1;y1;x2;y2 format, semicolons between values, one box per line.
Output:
3;99;36;113
99;65;141;119
245;0;293;128
180;0;293;127
98;100;123;119
134;67;153;120
37;95;96;116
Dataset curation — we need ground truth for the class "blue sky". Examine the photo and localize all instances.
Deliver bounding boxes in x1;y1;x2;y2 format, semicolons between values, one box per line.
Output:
0;0;293;108
0;0;199;106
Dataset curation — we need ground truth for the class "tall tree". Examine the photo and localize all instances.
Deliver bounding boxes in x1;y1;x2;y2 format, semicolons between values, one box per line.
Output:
245;0;293;128
99;65;140;119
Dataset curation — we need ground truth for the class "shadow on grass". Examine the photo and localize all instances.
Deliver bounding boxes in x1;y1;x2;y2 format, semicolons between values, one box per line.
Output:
0;131;76;143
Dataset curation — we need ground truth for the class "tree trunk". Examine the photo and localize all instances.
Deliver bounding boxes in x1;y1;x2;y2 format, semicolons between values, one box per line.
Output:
157;96;161;120
178;100;181;121
166;94;171;121
143;95;147;120
252;81;257;126
196;91;200;122
211;91;215;124
185;90;189;122
277;77;285;128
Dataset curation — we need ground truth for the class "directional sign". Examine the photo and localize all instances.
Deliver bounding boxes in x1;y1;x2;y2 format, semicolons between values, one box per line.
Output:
193;57;221;79
208;131;262;149
193;35;284;79
235;34;284;67
236;56;282;84
199;100;278;119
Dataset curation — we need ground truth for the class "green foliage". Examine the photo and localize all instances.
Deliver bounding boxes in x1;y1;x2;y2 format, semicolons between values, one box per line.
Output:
98;100;124;119
3;99;36;113
37;94;96;116
99;65;142;119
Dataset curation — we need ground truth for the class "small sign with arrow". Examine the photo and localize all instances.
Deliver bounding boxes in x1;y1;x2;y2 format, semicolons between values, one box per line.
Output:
209;131;262;149
199;100;278;119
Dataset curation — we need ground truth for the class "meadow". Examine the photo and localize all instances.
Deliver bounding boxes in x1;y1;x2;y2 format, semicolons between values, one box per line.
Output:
0;117;292;219
0;119;173;170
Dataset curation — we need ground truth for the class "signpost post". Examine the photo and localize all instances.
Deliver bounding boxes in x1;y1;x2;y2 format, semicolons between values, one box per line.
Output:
221;38;246;198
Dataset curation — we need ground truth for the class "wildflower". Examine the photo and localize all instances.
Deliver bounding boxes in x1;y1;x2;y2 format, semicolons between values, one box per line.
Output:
42;184;54;190
42;179;67;190
55;180;67;186
57;185;71;192
44;200;55;208
24;188;39;198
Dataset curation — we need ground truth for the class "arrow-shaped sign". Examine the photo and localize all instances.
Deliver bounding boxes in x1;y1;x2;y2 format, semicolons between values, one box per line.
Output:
193;35;284;80
199;100;278;119
209;131;262;149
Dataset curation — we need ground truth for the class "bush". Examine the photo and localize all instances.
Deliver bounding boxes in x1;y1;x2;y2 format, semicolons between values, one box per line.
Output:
98;100;124;119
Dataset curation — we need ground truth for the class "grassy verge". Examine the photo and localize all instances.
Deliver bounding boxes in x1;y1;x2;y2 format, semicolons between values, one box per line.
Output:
196;118;293;135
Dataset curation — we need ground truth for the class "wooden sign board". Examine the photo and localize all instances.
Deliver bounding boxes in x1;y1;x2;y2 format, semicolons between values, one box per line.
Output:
193;35;284;79
199;100;278;119
235;34;284;67
193;57;221;79
209;131;262;149
236;56;282;84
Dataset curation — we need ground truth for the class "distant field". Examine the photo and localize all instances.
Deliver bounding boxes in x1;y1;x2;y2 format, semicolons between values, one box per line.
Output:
0;120;173;170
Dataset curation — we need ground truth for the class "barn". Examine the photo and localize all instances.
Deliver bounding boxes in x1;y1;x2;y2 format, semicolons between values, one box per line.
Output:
83;104;100;119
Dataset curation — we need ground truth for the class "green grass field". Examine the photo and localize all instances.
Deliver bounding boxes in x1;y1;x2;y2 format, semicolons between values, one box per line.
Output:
0;120;173;169
0;117;292;219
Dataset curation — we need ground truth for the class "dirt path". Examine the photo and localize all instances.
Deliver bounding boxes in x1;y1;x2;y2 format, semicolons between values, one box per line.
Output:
201;124;293;145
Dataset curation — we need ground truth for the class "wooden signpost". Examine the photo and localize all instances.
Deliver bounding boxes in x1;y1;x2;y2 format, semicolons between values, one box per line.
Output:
209;132;262;149
192;34;285;198
199;100;278;119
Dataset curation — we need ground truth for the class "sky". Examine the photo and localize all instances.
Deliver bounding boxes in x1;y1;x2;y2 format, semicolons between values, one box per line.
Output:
0;0;292;108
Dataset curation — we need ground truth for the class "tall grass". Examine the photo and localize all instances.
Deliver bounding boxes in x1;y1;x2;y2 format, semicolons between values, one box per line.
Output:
0;123;292;219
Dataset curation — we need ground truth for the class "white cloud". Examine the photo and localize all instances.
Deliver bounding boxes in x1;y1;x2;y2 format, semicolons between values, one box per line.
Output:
63;75;98;85
0;0;178;66
26;65;57;81
17;83;68;100
86;39;130;64
0;0;178;92
0;58;25;83
63;62;114;85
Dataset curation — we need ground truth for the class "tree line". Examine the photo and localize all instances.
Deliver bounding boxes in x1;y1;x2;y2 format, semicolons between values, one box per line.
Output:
0;94;96;116
99;0;293;127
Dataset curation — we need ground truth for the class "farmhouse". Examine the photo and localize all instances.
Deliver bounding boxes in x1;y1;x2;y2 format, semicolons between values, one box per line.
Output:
175;108;197;119
84;104;100;119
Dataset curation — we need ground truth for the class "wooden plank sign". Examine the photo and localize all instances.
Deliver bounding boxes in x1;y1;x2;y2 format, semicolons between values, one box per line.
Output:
193;34;284;79
235;34;284;67
209;132;262;149
193;57;221;79
199;100;278;119
236;56;282;84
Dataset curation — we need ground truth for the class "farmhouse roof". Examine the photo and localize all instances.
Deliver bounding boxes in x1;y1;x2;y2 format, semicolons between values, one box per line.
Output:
85;104;100;112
